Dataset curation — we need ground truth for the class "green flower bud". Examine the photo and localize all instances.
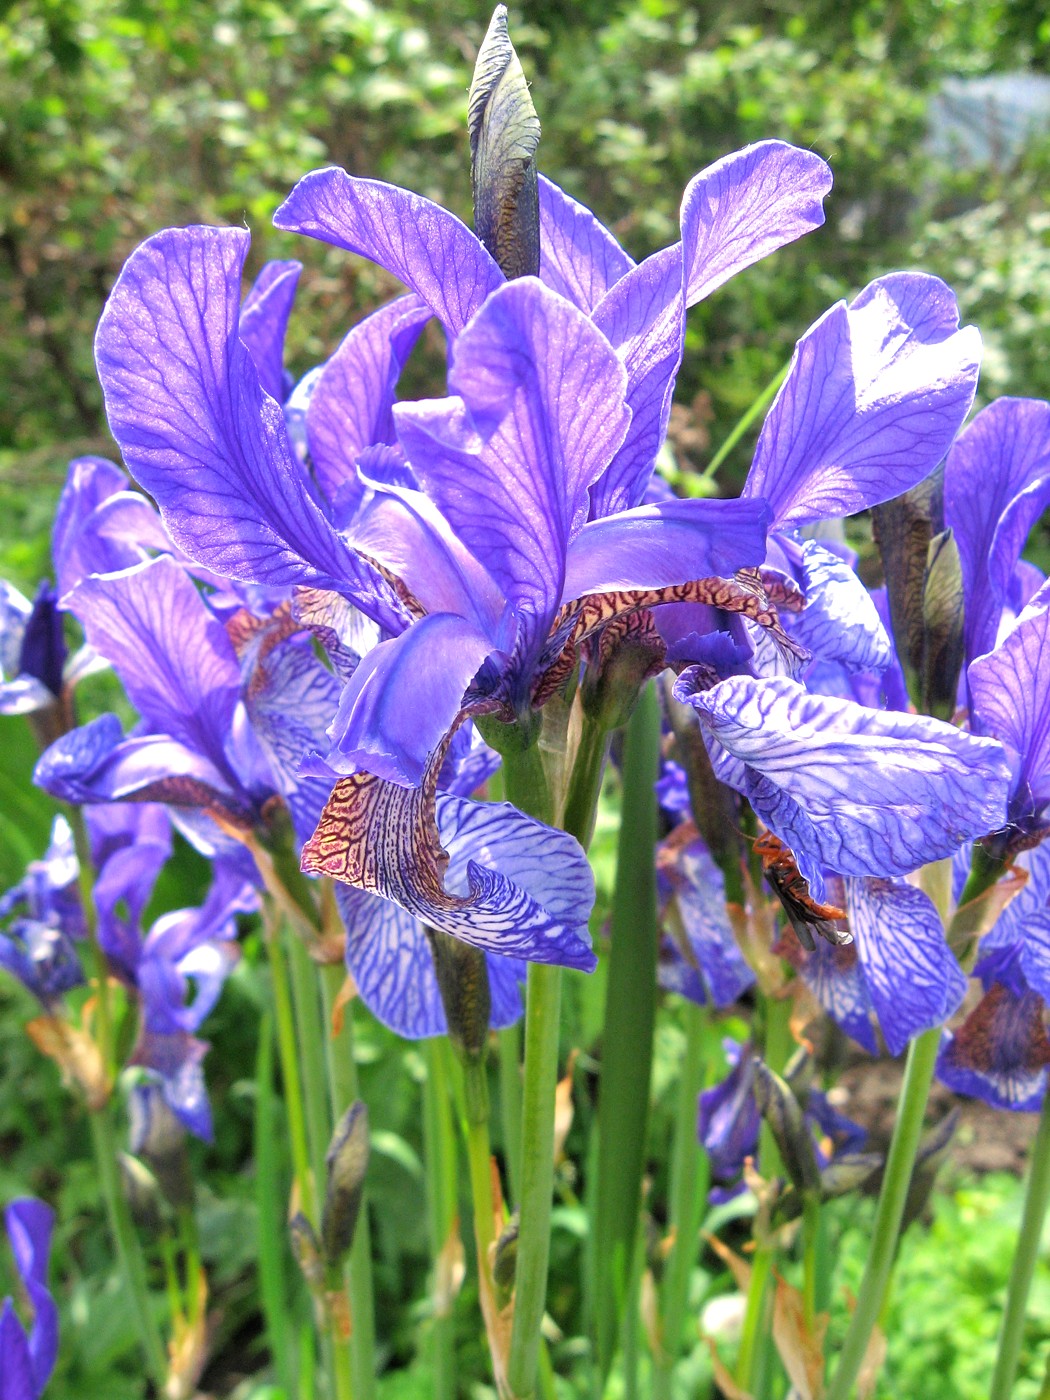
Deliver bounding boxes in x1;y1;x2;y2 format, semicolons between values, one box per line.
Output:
321;1100;370;1266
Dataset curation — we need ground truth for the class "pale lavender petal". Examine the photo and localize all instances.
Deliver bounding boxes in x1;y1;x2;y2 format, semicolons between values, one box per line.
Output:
561;496;770;598
307;294;431;502
944;397;1050;665
787;540;892;674
322;614;495;786
680;141;831;307
536;173;634;311
969;584;1050;830
797;938;877;1054
273;170;504;334
744;274;981;529
677;673;1012;876
845;876;966;1056
67;557;240;778
395;276;630;669
95;226;400;626
135;1031;213;1140
238;260;301;404
0;581;29;679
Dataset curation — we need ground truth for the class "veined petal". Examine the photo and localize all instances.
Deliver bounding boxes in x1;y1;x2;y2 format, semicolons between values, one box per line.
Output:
396;277;631;669
307;294;431;502
562;496;769;598
302;761;596;971
787;540;892;674
68;556;240;779
794;936;878;1054
537;173;635;311
744;274;981;529
273;169;504;334
589;244;683;517
349;485;506;637
676;673;1011;877
238;259;301;404
937;985;1050;1111
969;582;1050;830
845;876;966;1056
658;833;755;1007
322;614;495;786
944;398;1050;666
337;886;524;1039
95;226;400;625
680;140;831;307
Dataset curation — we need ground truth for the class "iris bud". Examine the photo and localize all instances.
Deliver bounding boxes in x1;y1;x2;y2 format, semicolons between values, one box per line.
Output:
321;1100;370;1266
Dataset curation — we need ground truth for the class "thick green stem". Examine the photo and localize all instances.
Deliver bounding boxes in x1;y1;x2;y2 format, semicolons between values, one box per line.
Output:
422;1038;458;1400
592;683;662;1384
990;1088;1050;1400
824;1024;942;1400
801;1192;821;1332
89;1105;167;1386
507;961;562;1399
654;1001;710;1398
287;935;332;1204
254;1009;295;1397
320;963;377;1400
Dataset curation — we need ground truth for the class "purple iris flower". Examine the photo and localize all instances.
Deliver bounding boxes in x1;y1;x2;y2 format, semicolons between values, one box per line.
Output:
1;1198;58;1400
0;818;84;1008
656;825;755;1008
937;844;1050;1110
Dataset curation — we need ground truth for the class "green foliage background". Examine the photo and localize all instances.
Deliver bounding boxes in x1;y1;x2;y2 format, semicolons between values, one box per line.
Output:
2;0;1050;1396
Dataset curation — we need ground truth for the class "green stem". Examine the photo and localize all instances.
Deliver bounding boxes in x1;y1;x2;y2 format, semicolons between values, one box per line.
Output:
592;683;662;1384
506;960;562;1400
824;1024;942;1400
265;911;315;1220
801;1192;821;1332
320;963;377;1400
699;361;789;483
287;935;332;1205
89;1106;168;1386
990;1088;1050;1400
562;710;611;851
654;1001;710;1398
422;1038;458;1400
735;1245;773;1392
499;1024;524;1208
253;1008;295;1397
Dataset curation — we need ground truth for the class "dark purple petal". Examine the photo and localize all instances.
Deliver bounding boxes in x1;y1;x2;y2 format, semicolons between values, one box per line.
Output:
68;557;240;779
307;295;431;502
657;834;755;1007
744;274;981;529
786;540;892;674
0;1299;35;1400
337;885;524;1039
679;141;831;307
677;673;1012;877
969;583;1050;831
845;876;967;1056
303;769;596;971
396;277;631;671
536;173;634;311
17;585;65;699
237;259;301;404
95;226;400;626
273;169;504;334
321;613;495;786
94;840;170;982
937;984;1050;1111
944;398;1050;666
4;1197;57;1394
561;496;769;598
698;1046;760;1183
